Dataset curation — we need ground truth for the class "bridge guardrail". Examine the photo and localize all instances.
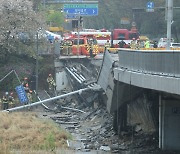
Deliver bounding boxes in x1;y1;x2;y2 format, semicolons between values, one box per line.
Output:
118;49;180;77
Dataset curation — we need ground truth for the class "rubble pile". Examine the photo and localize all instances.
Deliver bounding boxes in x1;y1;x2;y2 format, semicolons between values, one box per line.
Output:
45;102;117;153
36;59;177;153
37;92;164;154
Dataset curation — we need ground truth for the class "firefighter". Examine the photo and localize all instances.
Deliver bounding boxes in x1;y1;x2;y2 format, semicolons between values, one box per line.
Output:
9;92;15;108
22;77;29;88
63;40;71;55
2;92;9;110
64;40;68;55
24;83;30;93
26;89;33;110
130;38;136;49
47;74;56;91
104;40;111;50
23;84;30;105
118;39;126;48
136;39;141;50
27;90;33;104
145;39;150;48
67;40;72;55
88;39;94;58
153;40;158;48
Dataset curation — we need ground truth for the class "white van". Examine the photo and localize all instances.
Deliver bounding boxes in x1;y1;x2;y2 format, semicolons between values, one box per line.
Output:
158;38;174;48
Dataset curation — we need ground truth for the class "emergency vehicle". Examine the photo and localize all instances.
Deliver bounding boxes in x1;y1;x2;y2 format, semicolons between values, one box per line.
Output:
71;27;139;48
71;31;111;46
112;27;139;48
71;36;99;56
158;38;174;48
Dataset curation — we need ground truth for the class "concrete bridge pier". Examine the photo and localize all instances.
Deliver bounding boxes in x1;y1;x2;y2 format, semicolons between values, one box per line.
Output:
159;94;180;150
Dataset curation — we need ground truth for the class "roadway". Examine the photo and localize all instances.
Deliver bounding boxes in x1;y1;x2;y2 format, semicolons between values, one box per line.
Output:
114;49;180;95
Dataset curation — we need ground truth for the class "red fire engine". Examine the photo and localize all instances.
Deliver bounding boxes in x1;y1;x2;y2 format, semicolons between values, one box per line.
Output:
71;31;111;47
112;27;139;48
71;36;99;56
71;27;139;48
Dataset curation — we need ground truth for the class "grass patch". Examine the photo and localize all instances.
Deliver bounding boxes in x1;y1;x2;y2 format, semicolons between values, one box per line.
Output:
0;112;71;152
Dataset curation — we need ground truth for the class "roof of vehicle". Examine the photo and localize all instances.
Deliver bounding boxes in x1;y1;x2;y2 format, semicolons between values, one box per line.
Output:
170;43;180;48
159;38;174;42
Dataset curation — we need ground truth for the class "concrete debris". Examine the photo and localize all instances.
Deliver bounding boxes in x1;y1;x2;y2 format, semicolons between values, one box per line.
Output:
66;140;70;147
90;115;97;121
90;125;101;131
110;144;127;150
60;106;86;113
50;115;72;120
55;120;79;125
36;61;162;154
135;124;142;133
68;140;85;150
48;103;115;152
37;88;162;154
100;145;111;151
88;83;102;91
81;149;91;152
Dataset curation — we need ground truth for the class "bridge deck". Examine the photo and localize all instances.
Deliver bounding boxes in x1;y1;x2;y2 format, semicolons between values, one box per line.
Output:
114;49;180;95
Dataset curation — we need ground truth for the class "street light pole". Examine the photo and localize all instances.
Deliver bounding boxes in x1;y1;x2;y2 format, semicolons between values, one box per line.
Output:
166;0;173;50
77;12;80;56
35;31;39;96
43;0;46;9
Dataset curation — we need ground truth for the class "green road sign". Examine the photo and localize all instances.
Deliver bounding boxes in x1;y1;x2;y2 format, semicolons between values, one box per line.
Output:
63;3;98;16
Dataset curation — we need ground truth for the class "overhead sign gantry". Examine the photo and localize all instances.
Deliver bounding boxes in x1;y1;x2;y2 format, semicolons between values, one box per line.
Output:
63;3;98;16
45;0;98;4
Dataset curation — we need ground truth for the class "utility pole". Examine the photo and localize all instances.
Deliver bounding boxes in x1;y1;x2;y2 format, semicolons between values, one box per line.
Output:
43;0;46;10
36;31;39;96
166;0;173;50
77;13;80;56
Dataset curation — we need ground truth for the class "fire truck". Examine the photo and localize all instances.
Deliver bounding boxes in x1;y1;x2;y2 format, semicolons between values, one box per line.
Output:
71;35;99;56
71;27;139;48
112;27;139;48
71;31;111;47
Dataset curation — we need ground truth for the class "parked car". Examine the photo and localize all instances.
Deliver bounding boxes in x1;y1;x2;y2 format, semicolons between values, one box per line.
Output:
170;43;180;48
158;38;174;48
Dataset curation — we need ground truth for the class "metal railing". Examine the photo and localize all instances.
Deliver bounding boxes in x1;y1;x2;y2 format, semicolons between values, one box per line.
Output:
118;49;180;77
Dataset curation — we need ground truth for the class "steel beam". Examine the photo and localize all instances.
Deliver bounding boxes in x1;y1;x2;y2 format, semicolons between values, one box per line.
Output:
66;67;82;83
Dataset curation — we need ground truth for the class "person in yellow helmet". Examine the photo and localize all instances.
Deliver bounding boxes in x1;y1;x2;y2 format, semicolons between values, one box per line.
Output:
47;74;56;90
136;39;141;50
88;38;94;58
2;92;9;110
27;90;33;104
130;38;136;49
9;92;15;108
104;40;111;51
22;77;29;88
47;74;56;96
